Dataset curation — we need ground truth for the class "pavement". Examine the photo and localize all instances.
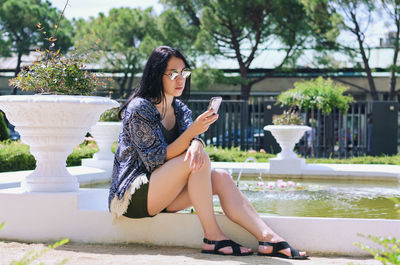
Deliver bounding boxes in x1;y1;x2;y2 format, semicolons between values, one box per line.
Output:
0;241;381;265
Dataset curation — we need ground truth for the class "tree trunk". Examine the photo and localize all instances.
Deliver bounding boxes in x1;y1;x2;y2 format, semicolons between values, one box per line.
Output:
127;68;136;96
349;10;379;100
389;68;398;101
240;82;251;101
238;64;250;100
389;15;400;100
311;109;315;158
358;43;378;100
118;73;128;98
11;52;23;95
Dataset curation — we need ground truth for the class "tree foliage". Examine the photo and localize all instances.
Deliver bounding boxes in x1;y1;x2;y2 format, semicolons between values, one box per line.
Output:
277;77;354;114
0;0;74;92
381;0;400;100
74;7;158;98
303;0;400;100
163;0;313;100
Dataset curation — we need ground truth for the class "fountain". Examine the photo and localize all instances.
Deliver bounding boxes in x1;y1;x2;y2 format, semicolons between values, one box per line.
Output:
236;157;264;188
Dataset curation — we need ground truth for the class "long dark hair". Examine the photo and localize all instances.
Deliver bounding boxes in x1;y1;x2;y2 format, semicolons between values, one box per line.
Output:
119;46;191;119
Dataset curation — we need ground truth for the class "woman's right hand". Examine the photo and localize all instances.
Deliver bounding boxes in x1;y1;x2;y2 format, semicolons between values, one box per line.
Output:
190;109;219;135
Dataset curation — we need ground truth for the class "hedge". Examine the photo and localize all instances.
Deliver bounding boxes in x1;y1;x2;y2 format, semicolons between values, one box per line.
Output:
0;112;9;141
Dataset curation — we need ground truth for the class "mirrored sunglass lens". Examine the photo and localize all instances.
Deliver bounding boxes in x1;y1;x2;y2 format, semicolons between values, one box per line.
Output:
170;72;179;80
182;70;191;78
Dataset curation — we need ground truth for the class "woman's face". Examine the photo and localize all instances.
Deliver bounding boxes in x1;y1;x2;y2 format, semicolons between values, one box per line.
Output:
162;56;188;99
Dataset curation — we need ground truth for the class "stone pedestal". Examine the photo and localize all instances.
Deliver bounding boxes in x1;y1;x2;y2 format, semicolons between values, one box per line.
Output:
269;157;306;174
264;125;311;175
82;121;121;172
0;95;119;192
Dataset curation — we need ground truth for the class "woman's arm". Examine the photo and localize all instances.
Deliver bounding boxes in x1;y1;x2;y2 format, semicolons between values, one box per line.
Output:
165;108;217;160
126;100;168;172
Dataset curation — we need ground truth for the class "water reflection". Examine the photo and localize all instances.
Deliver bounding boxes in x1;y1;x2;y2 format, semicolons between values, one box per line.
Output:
232;180;400;219
82;176;400;219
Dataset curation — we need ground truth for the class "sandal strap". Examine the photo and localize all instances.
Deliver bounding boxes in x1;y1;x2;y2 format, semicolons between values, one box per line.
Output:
203;238;216;244
274;241;291;251
215;239;241;254
274;241;301;257
258;241;274;247
203;238;243;254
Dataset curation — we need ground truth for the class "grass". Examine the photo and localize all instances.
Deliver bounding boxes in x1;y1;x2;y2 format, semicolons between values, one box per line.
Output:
206;146;400;165
0;140;399;173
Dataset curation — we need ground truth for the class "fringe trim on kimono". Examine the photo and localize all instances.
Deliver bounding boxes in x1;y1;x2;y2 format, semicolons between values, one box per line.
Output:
110;174;149;223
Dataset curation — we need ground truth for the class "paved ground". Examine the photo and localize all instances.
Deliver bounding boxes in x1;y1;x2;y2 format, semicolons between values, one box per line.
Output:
0;241;381;265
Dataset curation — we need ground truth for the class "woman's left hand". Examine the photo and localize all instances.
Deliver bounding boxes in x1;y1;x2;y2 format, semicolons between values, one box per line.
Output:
184;139;206;172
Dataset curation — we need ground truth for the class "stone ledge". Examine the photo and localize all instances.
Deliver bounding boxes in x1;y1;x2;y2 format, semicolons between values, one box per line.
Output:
0;188;398;256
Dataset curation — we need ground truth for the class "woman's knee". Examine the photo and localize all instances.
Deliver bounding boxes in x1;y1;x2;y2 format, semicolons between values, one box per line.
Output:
211;169;235;194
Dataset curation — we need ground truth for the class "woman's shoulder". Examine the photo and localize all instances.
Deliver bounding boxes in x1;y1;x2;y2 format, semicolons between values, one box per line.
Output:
174;98;191;113
126;97;159;119
127;97;156;113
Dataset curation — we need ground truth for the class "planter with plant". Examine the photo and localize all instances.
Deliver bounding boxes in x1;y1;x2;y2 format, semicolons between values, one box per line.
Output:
0;1;119;192
265;110;311;159
82;107;121;170
264;110;311;174
275;77;354;157
265;77;353;174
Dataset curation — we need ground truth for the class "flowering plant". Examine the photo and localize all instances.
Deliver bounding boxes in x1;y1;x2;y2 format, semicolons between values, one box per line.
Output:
272;110;303;125
9;1;108;95
241;179;323;192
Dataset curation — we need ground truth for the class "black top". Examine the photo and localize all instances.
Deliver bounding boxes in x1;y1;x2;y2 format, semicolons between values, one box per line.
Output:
161;121;179;145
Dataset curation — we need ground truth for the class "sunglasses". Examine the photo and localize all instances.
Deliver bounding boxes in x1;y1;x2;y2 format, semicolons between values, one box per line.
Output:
163;68;191;81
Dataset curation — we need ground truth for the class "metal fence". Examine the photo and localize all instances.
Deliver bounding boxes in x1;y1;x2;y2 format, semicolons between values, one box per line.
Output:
188;99;372;158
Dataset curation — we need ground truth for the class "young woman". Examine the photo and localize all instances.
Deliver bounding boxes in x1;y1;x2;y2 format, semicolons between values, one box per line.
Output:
108;46;308;260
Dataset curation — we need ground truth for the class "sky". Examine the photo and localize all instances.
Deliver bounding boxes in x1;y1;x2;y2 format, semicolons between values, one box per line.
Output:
49;0;389;48
50;0;164;20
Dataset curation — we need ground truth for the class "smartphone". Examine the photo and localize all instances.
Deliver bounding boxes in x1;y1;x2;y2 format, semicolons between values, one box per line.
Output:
207;96;222;114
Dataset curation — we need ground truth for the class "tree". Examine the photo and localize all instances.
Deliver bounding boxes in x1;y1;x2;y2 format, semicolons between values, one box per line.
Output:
0;0;74;94
163;0;312;100
74;8;159;98
303;0;398;100
331;0;379;100
382;0;400;100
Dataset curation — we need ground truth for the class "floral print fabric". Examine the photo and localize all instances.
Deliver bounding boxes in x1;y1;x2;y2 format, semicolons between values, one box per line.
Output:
108;97;193;211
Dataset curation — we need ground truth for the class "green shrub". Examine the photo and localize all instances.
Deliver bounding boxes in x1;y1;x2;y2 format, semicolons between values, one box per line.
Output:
99;107;120;122
205;146;274;162
0;140;98;172
0;112;10;141
0;140;36;172
1;141;400;173
66;141;98;166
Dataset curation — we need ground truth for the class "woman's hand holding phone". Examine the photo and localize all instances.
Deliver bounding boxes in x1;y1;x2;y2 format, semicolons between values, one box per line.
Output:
207;96;222;116
191;109;218;135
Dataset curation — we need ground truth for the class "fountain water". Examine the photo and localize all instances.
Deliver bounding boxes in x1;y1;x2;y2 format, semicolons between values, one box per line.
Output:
236;157;265;191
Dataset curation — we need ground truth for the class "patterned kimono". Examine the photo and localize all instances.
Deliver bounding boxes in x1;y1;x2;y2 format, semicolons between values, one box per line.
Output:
108;97;193;220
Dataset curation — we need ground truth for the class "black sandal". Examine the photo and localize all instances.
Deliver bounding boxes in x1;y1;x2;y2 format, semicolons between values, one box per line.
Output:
257;241;309;259
201;238;253;256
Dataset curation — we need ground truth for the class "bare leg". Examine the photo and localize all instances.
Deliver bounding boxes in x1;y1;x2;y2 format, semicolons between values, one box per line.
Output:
211;169;307;257
165;168;306;257
147;153;251;254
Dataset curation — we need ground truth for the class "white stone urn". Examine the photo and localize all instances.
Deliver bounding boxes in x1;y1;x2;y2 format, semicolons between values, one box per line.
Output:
91;122;121;160
81;121;121;171
0;95;119;192
264;125;311;174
